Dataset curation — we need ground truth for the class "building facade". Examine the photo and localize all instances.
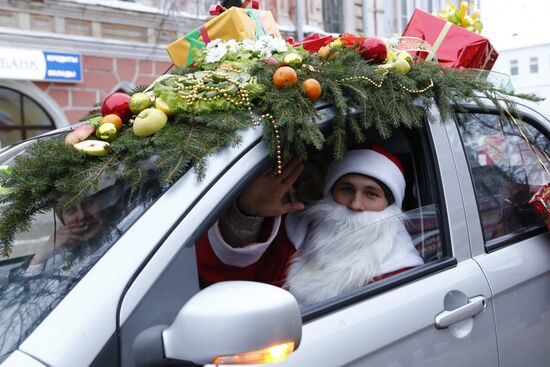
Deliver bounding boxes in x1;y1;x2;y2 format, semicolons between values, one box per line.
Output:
0;0;450;148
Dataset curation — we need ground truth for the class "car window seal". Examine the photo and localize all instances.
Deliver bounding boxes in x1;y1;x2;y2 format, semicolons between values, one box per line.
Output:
301;257;457;323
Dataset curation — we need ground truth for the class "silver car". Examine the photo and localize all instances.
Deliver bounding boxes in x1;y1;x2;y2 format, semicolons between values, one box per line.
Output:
1;97;549;367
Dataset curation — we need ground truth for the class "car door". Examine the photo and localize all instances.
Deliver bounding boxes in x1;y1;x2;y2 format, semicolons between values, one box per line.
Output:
450;102;550;367
118;109;499;367
268;114;498;367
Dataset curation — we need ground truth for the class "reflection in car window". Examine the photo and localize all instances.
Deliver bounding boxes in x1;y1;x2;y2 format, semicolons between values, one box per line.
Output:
0;157;163;362
457;113;549;241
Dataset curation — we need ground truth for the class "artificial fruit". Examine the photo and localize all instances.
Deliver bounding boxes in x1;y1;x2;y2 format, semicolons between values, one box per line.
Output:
101;92;131;122
65;124;95;145
359;37;388;64
73;140;110;156
129;92;153;114
133;108;168;137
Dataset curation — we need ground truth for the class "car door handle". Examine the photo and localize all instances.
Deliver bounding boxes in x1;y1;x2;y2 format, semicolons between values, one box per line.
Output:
435;296;487;329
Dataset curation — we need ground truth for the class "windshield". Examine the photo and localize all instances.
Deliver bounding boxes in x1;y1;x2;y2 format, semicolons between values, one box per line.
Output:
0;142;163;362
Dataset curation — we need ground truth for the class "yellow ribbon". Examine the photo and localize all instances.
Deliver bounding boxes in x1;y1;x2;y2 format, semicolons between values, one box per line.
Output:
425;21;452;62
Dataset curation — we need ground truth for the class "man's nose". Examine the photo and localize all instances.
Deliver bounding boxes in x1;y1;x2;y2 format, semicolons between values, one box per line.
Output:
349;193;365;212
73;206;87;220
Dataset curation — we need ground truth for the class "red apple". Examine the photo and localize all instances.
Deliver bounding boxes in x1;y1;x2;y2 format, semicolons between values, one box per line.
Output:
359;37;388;64
101;92;132;122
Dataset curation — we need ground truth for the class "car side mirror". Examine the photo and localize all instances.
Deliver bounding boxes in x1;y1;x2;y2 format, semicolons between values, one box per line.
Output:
134;281;302;366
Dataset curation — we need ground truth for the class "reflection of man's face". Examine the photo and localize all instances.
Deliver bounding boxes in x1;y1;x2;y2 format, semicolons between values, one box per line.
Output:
60;199;103;241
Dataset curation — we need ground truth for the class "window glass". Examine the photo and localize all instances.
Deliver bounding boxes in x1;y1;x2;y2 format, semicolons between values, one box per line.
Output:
457;113;549;241
194;132;445;308
530;57;539;74
510;59;518;76
0;87;55;146
0;143;164;362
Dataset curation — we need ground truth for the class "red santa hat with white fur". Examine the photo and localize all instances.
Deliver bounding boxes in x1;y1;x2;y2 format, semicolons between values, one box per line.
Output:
322;144;406;207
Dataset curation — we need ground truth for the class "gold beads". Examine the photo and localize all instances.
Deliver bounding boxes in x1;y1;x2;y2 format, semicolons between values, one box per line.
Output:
260;113;282;175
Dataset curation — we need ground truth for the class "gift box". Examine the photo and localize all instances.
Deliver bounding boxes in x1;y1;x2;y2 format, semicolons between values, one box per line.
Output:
402;9;498;70
166;7;281;67
529;183;550;231
287;34;336;53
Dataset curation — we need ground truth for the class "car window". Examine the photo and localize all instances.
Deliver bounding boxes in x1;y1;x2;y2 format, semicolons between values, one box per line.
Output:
456;112;549;243
0;144;164;362
194;126;448;310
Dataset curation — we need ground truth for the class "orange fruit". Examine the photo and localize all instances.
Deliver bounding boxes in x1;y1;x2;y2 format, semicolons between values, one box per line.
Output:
273;66;298;89
318;46;330;59
302;78;322;101
100;113;123;130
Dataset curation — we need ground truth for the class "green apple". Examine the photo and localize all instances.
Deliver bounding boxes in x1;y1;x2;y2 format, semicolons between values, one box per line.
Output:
393;58;411;75
129;92;153;114
74;140;110;156
133;108;167;137
154;97;174;117
96;122;118;141
283;53;302;69
397;51;413;65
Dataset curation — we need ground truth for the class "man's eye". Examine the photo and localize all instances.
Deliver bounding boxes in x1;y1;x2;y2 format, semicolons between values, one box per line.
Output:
366;191;379;198
339;186;353;193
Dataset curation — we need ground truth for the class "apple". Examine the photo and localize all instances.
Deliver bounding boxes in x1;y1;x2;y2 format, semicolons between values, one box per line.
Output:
393;58;411;75
65;124;96;145
96;122;118;141
74;140;110;156
155;98;174;117
265;57;278;66
133;108;168;137
397;51;413;65
87;115;102;128
359;37;387;64
129;92;153;115
283;53;303;69
101;92;131;122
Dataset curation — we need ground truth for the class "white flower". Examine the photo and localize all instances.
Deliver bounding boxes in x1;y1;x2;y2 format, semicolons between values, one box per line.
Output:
259;48;272;58
267;37;288;53
205;46;227;63
225;39;238;53
206;39;222;50
242;39;260;52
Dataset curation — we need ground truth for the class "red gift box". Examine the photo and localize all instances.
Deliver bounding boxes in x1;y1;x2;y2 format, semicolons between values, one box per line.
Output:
287;34;336;53
402;9;498;70
529;183;550;231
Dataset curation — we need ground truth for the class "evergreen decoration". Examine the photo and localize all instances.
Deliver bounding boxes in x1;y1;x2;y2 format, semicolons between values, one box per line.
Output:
0;45;542;256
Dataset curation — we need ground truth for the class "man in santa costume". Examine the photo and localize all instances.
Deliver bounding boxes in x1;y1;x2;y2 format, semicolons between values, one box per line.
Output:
196;145;424;305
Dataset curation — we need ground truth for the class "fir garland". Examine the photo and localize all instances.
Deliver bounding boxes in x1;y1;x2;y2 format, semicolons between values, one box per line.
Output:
0;47;541;256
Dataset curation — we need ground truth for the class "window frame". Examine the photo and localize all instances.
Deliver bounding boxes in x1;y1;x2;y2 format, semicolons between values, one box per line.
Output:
510;59;519;76
0;86;56;146
455;106;549;253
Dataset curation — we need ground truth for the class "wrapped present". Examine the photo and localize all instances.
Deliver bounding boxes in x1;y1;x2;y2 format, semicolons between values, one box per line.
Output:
167;7;280;67
529;183;550;231
402;9;498;70
287;34;336;53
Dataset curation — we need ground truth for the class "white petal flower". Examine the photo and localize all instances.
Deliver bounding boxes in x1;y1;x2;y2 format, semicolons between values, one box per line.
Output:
242;39;258;51
259;48;272;58
205;46;227;63
206;38;222;49
268;37;288;53
225;39;238;53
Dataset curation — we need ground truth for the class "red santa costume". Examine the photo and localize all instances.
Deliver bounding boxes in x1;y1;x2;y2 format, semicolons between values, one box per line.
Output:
196;146;424;305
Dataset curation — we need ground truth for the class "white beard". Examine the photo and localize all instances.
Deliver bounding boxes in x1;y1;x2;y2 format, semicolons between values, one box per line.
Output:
284;197;404;306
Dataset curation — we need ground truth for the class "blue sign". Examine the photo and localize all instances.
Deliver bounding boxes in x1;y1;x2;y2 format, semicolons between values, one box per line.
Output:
43;51;82;82
0;48;82;83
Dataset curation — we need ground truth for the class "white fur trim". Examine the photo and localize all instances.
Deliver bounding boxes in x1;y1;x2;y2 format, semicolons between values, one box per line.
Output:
207;216;282;267
323;149;406;207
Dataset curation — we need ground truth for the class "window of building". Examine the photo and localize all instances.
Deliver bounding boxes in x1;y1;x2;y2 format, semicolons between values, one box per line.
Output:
457;112;549;244
401;0;409;31
0;87;55;148
530;57;538;74
510;59;518;75
322;0;342;33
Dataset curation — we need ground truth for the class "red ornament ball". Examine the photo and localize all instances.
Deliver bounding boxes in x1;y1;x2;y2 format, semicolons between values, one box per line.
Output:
358;37;388;64
101;92;132;122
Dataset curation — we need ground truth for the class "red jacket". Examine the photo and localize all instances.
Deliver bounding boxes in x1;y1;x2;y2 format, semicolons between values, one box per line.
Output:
196;218;411;288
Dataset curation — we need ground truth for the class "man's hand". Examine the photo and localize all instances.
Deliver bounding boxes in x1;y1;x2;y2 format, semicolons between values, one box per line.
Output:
237;158;305;217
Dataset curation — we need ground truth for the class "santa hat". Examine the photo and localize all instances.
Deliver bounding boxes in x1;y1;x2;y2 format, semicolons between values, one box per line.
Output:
323;144;406;207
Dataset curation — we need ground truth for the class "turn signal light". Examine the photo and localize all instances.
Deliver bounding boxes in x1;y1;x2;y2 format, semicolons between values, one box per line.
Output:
212;341;295;365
